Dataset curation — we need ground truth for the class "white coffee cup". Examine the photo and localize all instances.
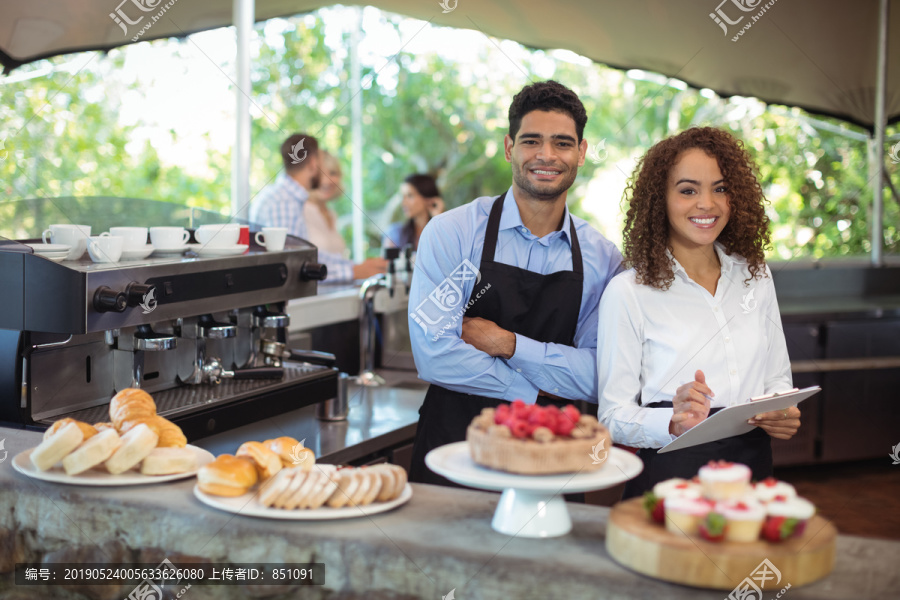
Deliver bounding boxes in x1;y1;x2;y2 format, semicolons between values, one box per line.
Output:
108;227;149;250
195;224;241;248
150;226;190;249
41;224;91;260
87;235;124;263
255;227;288;252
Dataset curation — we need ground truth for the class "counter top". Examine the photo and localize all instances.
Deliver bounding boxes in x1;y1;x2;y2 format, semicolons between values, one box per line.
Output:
193;372;427;465
287;280;411;331
779;295;900;322
0;425;898;599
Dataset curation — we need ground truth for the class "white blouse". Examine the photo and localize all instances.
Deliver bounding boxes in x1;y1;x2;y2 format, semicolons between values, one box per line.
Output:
303;202;348;257
596;243;793;449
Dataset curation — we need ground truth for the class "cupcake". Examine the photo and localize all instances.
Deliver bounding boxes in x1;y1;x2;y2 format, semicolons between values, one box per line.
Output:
761;497;816;542
698;460;752;501
644;478;703;524
664;496;713;536
716;498;766;542
753;477;797;504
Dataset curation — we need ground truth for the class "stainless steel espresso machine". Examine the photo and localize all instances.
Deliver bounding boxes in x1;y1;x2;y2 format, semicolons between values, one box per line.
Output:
0;223;338;440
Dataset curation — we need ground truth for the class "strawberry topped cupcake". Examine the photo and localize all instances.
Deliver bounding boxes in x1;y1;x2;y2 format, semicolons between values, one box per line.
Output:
716;498;766;542
643;478;703;524
664;496;714;536
753;477;797;504
762;497;816;542
698;460;752;501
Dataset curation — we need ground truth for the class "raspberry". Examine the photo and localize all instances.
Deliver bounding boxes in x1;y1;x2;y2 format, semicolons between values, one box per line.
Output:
562;404;580;424
555;417;576;436
509;420;529;439
495;403;510;424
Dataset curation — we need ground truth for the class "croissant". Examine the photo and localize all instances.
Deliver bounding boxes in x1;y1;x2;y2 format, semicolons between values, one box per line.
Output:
43;418;98;441
109;388;156;431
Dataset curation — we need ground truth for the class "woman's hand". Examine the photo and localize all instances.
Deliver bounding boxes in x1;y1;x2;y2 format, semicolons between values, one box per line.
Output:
669;369;713;437
749;406;801;440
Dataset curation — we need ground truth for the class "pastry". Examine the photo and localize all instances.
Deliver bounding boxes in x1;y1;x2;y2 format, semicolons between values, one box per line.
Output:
109;388;156;431
236;441;283;480
30;422;85;471
105;423;159;475
259;469;293;507
761;497;815;542
93;422;115;432
369;464;407;502
753;477;797;504
664;496;713;536
196;454;257;495
716;498;766;542
140;447;197;476
147;416;187;448
265;436;315;469
698;460;751;501
643;478;703;524
467;401;610;475
326;469;361;508
62;429;122;476
43;418;97;441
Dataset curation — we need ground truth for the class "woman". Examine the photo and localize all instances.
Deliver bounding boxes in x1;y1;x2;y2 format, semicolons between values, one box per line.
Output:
383;174;444;251
305;151;349;256
306;151;387;280
596;127;800;498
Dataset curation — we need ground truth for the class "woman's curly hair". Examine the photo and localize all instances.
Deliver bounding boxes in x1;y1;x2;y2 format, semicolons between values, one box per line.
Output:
622;127;771;290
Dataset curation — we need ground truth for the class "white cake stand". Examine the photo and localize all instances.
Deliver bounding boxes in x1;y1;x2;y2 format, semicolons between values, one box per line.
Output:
425;442;643;538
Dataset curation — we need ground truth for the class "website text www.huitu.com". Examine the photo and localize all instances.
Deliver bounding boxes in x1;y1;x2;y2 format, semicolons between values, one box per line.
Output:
731;0;779;42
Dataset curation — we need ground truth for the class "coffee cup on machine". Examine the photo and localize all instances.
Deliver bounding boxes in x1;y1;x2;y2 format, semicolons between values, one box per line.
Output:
87;235;124;263
255;227;288;252
41;224;91;261
195;223;241;248
150;226;190;250
108;226;149;250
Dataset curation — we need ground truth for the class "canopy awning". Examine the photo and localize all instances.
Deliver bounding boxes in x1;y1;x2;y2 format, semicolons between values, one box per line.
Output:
1;1;898;130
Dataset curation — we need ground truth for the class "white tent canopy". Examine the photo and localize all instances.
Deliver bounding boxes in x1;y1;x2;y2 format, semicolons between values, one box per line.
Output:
2;0;898;129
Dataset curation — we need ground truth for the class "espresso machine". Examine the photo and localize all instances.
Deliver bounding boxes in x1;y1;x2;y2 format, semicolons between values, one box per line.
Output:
0;233;338;440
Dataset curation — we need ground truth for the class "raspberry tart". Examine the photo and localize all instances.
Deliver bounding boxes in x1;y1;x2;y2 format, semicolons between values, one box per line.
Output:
466;400;610;475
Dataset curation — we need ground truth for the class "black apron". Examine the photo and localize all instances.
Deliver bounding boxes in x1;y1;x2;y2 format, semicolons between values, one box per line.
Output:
408;193;585;487
622;401;773;499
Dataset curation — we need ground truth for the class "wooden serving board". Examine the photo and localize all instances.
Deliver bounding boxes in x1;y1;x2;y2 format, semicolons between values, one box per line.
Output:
606;498;836;590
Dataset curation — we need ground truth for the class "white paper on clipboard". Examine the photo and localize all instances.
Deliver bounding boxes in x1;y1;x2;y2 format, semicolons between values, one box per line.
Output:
657;386;821;454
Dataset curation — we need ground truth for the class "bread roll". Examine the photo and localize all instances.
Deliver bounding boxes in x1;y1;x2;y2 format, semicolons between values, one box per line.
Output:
105;423;159;474
327;469;361;508
93;422;115;432
370;465;398;502
30;422;85;471
148;416;186;448
236;441;283;480
196;454;257;496
141;447;197;476
43;418;97;441
264;436;315;468
259;468;294;507
63;429;122;476
109;388;156;431
306;472;339;509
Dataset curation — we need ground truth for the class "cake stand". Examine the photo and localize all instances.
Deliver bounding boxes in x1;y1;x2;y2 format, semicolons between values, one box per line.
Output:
425;442;643;538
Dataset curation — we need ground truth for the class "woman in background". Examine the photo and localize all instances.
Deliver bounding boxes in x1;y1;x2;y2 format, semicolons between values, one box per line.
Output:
306;151;387;280
596;127;800;498
383;174;444;251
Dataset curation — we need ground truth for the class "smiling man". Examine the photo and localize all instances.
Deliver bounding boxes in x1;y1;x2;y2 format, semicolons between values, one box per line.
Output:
407;80;624;486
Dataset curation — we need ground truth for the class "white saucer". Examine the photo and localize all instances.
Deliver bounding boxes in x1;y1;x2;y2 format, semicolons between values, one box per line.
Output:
27;243;71;254
151;244;189;255
120;244;156;260
188;243;249;257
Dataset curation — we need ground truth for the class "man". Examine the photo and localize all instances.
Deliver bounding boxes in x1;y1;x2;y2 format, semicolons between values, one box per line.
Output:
251;133;386;282
407;80;624;485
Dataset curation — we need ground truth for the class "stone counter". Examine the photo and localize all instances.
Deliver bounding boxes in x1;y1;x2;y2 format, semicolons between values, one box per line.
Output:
2;429;899;600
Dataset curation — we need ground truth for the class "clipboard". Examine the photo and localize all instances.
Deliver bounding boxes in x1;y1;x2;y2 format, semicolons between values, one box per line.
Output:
657;386;821;454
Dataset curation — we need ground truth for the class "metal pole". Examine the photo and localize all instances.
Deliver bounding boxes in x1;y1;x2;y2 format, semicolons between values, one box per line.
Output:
350;6;364;263
232;0;253;222
871;0;889;266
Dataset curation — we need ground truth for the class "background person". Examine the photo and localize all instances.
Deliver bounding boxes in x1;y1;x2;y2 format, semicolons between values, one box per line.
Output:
596;127;800;498
382;174;444;251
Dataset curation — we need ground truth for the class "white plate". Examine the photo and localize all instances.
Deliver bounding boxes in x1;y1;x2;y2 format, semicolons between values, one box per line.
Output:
38;254;67;262
120;244;156;260
187;244;249;257
425;442;642;493
27;243;71;253
12;444;215;486
193;482;412;520
151;244;189;255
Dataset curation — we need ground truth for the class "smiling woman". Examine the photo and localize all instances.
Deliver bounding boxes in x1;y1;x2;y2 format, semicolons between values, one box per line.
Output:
597;127;799;498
